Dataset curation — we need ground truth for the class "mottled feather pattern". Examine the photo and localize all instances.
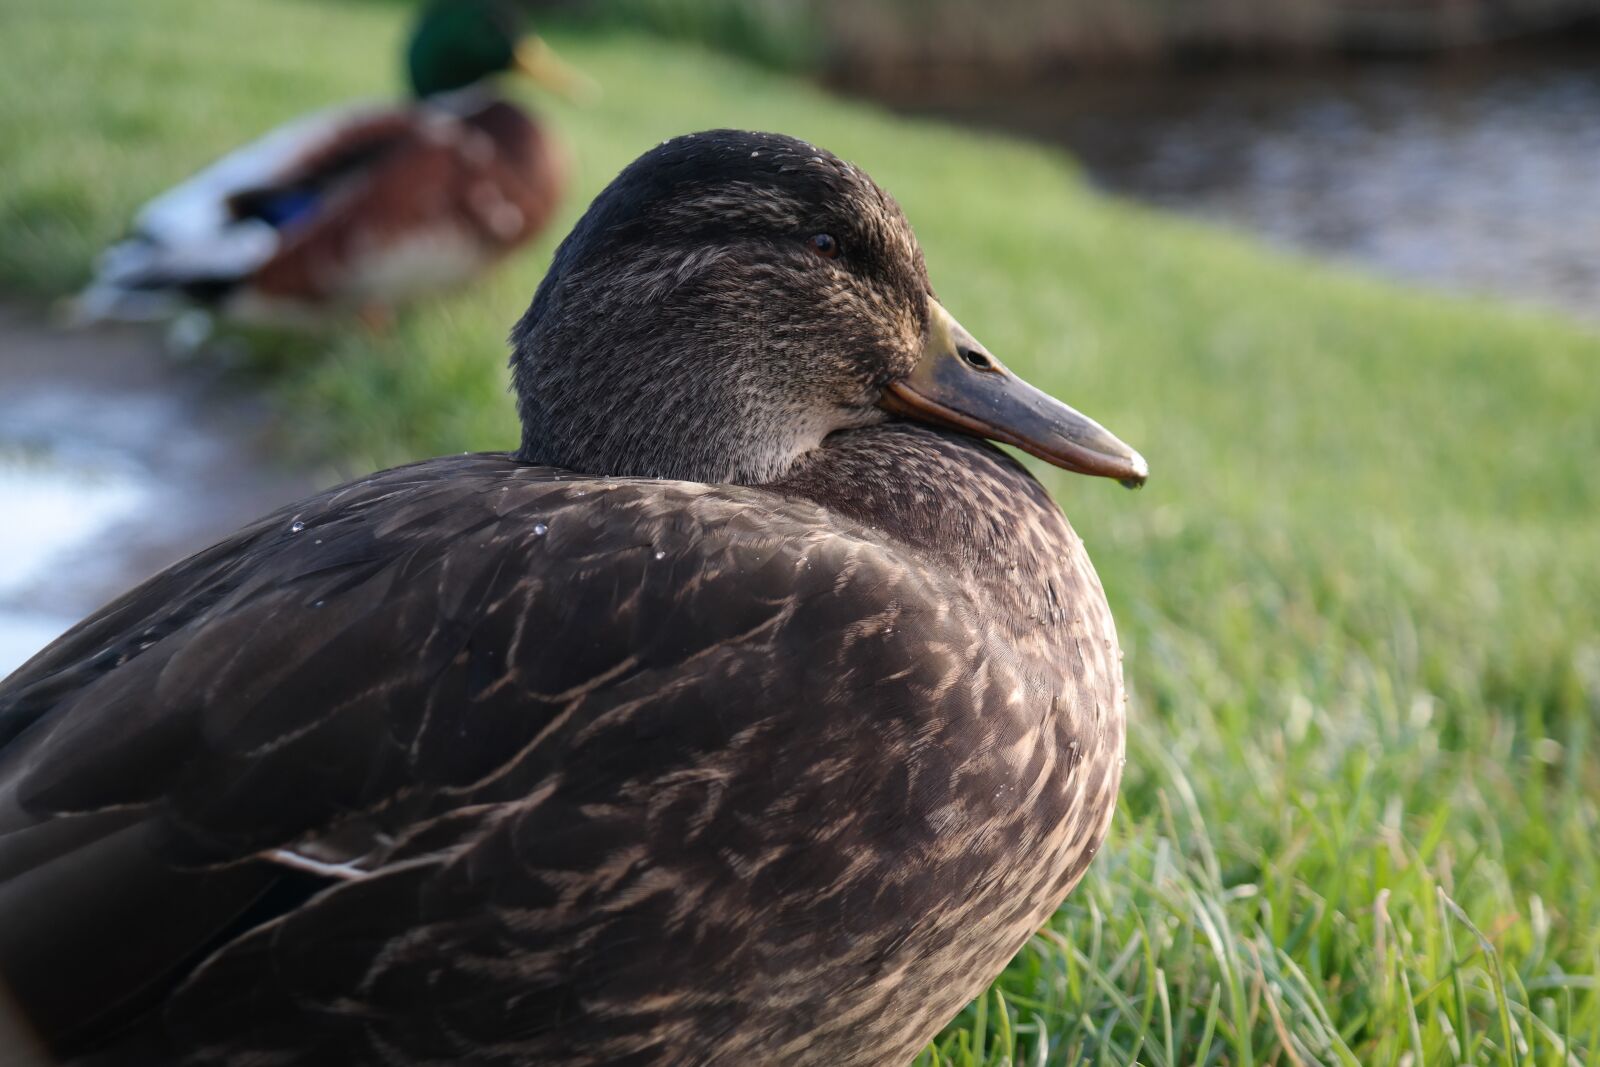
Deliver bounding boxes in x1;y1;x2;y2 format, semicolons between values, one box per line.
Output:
10;128;1137;1066
0;425;1122;1066
512;133;930;486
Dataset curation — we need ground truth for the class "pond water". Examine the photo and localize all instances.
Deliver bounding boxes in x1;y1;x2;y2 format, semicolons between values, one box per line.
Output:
0;307;314;677
862;52;1600;321
0;448;147;672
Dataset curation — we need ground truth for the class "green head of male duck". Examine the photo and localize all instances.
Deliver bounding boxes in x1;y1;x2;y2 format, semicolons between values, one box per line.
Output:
510;130;1148;489
406;0;593;100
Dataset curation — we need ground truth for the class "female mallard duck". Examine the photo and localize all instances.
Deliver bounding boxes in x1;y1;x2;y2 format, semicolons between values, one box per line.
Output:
0;130;1147;1065
69;0;588;329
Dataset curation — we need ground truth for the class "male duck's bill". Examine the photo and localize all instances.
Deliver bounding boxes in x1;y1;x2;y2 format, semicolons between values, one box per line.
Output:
881;298;1149;488
514;36;599;103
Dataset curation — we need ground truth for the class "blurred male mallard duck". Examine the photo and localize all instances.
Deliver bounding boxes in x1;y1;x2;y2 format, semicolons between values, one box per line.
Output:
70;0;590;331
1;131;1147;1066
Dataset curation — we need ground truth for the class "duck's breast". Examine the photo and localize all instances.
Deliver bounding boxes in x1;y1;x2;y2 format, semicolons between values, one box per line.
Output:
754;422;1128;1063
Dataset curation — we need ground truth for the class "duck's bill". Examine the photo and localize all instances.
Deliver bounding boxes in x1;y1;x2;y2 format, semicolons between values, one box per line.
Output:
880;299;1148;488
514;37;600;103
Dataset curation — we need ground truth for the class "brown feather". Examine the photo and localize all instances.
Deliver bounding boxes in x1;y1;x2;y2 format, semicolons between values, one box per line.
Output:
0;431;1122;1066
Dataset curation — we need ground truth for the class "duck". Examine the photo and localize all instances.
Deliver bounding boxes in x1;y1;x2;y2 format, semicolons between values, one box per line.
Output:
0;130;1148;1066
67;0;589;333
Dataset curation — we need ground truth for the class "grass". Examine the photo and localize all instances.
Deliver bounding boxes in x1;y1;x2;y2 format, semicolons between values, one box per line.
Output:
4;1;1600;1063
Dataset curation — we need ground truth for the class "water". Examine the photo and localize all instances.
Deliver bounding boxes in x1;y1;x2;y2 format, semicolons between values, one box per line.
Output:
863;52;1600;320
0;307;314;677
0;451;147;670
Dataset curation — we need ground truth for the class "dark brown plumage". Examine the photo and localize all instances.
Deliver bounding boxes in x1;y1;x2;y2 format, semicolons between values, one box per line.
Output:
0;130;1146;1065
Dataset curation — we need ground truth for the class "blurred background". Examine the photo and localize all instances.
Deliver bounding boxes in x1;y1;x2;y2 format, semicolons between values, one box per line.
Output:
1;1;1597;1063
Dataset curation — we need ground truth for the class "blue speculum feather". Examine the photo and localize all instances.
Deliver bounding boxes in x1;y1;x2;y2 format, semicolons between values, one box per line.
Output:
249;189;320;229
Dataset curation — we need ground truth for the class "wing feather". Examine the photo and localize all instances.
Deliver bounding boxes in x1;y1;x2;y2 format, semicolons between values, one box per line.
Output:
0;453;988;1063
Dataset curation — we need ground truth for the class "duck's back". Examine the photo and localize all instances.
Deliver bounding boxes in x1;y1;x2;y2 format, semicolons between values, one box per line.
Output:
0;428;1122;1066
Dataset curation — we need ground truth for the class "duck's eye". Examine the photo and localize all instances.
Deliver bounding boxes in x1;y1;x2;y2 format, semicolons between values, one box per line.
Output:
808;233;840;260
960;346;995;371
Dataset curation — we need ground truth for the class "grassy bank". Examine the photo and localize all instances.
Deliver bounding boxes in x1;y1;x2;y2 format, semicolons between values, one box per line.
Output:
3;1;1599;1063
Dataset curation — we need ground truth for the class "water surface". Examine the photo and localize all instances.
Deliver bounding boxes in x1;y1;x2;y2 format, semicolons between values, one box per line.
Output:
865;52;1600;320
0;308;314;676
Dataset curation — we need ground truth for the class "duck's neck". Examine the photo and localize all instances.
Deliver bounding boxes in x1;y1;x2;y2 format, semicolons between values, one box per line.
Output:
416;83;497;113
517;388;843;485
763;422;1093;639
513;324;874;486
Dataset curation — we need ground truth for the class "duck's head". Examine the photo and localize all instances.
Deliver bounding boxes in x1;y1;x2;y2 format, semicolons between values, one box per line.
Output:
406;0;592;101
511;130;1147;488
